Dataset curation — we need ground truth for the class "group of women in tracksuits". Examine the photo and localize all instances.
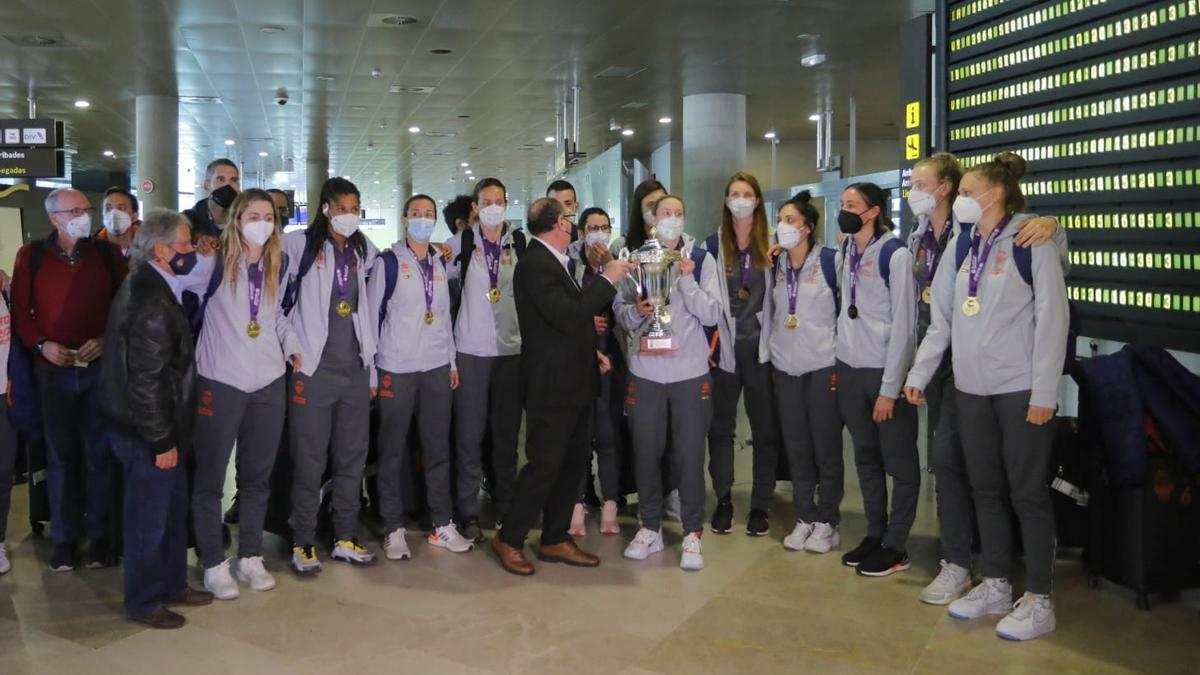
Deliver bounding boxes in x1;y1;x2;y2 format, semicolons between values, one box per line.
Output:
612;151;1069;641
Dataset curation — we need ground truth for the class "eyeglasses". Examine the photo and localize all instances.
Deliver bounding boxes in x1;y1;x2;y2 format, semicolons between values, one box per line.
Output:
585;225;612;234
51;207;94;218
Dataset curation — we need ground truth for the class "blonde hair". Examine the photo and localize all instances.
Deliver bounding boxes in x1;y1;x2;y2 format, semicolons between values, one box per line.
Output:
965;151;1028;214
721;172;771;271
914;152;964;204
220;189;283;301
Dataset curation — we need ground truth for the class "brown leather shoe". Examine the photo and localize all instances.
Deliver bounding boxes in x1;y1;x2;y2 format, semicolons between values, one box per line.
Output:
165;587;214;607
537;540;600;567
131;606;186;629
491;537;535;576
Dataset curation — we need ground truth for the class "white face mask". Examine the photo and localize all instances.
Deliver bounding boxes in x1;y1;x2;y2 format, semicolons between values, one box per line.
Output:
478;204;506;228
64;212;92;239
727;197;756;219
329;212;360;237
407;217;436;243
907;189;937;217
103;209;133;236
241;220;273;247
584;231;610;248
655;217;684;243
776;222;802;250
952;191;991;224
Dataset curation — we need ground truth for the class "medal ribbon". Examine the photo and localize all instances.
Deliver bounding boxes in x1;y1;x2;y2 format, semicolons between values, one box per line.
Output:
739;248;751;294
481;233;501;292
785;254;807;318
923;219;953;286
248;260;264;325
410;243;435;317
968;217;1010;299
334;244;352;303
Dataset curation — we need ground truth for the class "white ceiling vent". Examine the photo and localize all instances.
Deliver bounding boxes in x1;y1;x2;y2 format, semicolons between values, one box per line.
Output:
389;85;436;94
370;14;419;28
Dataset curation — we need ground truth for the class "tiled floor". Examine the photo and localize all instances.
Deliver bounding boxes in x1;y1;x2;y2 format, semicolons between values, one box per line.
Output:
1;426;1197;674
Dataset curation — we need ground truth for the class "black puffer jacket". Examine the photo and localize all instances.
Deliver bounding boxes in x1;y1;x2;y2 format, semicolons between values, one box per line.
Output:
99;263;196;457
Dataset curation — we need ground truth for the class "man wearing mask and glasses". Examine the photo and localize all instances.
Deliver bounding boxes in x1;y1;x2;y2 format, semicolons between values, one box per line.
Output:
11;188;128;573
184;158;241;253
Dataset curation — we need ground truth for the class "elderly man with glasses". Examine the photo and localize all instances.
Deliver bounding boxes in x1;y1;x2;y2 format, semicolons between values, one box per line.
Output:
11;187;128;572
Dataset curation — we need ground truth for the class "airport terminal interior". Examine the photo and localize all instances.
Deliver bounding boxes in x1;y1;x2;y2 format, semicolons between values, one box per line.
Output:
1;0;1199;673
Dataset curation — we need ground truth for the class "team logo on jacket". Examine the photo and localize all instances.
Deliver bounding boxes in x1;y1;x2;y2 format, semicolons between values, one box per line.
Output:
624;380;636;407
291;379;307;405
380;374;395;399
700;380;712;400
992;250;1009;275
198;390;215;417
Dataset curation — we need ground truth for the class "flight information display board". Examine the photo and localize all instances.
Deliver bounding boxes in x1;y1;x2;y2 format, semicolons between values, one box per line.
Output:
940;0;1200;351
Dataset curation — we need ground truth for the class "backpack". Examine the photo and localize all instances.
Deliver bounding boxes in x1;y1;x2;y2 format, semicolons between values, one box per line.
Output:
839;235;904;290
280;245;319;316
190;252;290;338
377;249;405;328
452;226;527;325
954;227;1079;373
772;247;839;313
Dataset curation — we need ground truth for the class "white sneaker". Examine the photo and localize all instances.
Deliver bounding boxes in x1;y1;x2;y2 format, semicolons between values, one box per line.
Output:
428;524;474;553
236;556;276;592
680;531;704;571
0;543;10;575
996;593;1056;641
920;560;973;605
783;521;814;551
664;489;682;522
332;539;376;566
803;522;840;553
384;528;411;560
948;578;1013;620
623;527;664;560
203;559;240;600
569;503;587;537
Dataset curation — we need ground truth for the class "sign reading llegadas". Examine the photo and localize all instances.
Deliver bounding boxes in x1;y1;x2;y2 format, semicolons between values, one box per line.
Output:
0;148;66;178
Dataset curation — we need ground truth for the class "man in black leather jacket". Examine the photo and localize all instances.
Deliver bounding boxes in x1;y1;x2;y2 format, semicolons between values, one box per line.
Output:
99;208;213;629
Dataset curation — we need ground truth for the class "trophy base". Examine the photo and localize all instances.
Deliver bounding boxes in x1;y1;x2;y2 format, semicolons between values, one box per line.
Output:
640;335;678;355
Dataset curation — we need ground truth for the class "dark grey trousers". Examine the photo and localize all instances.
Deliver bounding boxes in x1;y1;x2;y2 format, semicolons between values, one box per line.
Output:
287;364;371;545
775;367;844;525
926;356;974;568
709;341;781;511
376;366;453;530
0;401;15;543
453;352;521;520
192;376;287;568
629;374;713;534
956;389;1056;594
581;368;621;502
836;361;920;551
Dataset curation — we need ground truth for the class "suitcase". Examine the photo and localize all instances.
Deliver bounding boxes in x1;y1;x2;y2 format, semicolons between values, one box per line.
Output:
1049;417;1090;551
21;438;52;536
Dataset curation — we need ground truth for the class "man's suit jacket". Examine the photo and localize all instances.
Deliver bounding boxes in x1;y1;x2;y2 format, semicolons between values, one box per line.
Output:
513;238;617;408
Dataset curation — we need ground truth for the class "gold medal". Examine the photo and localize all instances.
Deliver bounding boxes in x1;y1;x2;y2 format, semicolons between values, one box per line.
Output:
962;296;981;316
921;287;932;304
247;320;261;338
784;314;799;329
737;287;751;300
336;299;352;317
487;287;501;303
424;310;434;325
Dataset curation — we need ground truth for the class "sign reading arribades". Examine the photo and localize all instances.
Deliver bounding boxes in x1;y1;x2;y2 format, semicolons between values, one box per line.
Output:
0;148;66;177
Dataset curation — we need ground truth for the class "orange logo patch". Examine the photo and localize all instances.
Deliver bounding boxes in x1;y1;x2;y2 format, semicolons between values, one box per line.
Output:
380;374;395;399
197;389;215;417
291;379;307;405
624;380;636;407
830;373;838;392
700;380;712;400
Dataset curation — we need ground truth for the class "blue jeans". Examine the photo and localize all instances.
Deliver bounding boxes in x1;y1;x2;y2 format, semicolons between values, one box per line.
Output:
36;363;113;545
109;432;188;619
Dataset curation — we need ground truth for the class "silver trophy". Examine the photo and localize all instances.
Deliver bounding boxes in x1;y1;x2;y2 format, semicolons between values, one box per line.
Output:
622;237;683;354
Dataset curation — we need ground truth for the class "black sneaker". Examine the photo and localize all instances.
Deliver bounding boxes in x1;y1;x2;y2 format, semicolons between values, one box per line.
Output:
711;498;734;534
841;536;881;567
856;546;911;577
86;539;113;569
50;543;76;573
746;509;769;537
460;517;485;544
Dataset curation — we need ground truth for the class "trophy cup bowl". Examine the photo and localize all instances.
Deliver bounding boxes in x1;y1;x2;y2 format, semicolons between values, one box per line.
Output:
626;238;682;354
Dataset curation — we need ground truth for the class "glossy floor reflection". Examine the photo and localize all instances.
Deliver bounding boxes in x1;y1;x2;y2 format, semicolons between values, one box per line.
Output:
1;428;1198;674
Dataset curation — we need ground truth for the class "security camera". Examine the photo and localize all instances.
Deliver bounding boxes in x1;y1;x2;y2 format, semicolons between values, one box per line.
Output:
275;87;289;106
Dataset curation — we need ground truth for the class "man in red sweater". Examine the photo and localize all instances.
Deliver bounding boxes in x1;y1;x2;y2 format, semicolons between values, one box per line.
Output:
11;188;128;572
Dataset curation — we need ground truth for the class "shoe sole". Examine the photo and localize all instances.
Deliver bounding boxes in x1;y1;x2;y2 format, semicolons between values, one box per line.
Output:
332;555;376;566
291;564;321;576
921;587;973;606
49;565;75;573
429;540;473;553
235;574;276;592
949;607;1012;620
746;529;768;537
207;588;240;601
996;626;1053;641
857;561;911;577
623;545;664;561
680;559;704;571
385;550;412;560
600;526;620;535
711;526;731;535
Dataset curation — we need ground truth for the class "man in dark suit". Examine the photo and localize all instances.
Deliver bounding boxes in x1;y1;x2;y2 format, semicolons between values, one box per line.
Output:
491;198;634;575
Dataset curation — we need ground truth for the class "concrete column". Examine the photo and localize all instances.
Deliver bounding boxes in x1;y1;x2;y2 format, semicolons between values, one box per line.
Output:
135;95;178;212
682;93;746;238
306;156;328;216
395;178;414;241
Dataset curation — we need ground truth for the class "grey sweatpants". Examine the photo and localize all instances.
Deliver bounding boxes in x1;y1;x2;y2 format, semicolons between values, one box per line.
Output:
956;389;1056;594
775;367;844;525
192;376;287;568
376;366;453;530
629;374;713;534
709;341;781;510
287;364;371;545
836;361;920;552
453;352;521;520
926;356;974;568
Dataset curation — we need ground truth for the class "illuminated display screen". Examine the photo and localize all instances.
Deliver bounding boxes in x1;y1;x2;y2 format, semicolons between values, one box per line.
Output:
942;0;1200;350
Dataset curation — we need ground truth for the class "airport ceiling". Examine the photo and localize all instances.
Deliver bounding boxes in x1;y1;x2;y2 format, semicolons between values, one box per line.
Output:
0;0;933;208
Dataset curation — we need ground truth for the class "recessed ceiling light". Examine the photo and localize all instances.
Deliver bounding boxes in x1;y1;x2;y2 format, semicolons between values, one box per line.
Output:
259;25;285;34
179;122;191;130
430;48;453;55
258;151;269;157
465;170;473;175
342;175;351;179
408;126;421;133
391;188;398;192
102;149;114;157
373;180;380;185
224;139;236;146
461;162;469;167
371;67;382;78
73;99;90;108
621;128;635;136
764;131;777;139
808;114;821;121
327;168;335;174
544;136;556;143
658;117;672;124
800;53;826;67
315;75;336;82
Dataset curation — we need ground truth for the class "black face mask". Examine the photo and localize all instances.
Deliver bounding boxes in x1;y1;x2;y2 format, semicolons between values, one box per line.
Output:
210;184;238;209
837;209;866;235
